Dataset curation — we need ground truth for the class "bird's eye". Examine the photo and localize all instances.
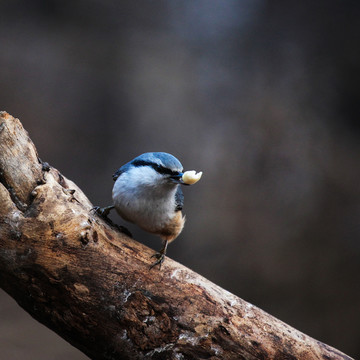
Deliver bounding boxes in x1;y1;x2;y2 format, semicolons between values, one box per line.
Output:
153;164;172;176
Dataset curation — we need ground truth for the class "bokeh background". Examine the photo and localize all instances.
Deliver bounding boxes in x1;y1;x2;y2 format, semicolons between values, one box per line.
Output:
1;1;360;359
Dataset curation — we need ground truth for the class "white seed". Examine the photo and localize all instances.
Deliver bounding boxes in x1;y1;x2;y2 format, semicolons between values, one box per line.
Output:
182;170;203;185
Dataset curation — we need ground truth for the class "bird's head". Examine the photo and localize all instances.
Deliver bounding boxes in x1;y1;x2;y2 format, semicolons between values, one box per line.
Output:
113;152;202;189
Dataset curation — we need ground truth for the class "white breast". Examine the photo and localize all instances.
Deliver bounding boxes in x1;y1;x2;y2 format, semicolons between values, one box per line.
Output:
112;166;178;233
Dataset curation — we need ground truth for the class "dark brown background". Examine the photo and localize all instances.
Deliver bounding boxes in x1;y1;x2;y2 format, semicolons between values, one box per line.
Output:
0;1;359;359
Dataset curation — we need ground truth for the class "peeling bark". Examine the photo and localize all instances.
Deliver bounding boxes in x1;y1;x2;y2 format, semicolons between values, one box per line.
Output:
0;111;353;360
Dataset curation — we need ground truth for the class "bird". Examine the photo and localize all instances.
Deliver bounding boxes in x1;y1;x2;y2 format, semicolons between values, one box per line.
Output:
95;152;202;269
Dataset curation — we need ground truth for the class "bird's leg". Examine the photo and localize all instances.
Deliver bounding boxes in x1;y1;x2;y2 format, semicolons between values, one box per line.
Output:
92;205;115;219
150;240;169;270
91;205;133;238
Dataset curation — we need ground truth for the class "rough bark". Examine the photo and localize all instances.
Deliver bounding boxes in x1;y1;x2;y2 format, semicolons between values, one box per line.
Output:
0;111;353;360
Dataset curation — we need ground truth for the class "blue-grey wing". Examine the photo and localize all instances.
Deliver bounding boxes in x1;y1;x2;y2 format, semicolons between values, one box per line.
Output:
175;187;184;211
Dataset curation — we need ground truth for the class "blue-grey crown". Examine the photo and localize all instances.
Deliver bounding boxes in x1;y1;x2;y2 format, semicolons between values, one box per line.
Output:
113;152;183;181
135;152;183;171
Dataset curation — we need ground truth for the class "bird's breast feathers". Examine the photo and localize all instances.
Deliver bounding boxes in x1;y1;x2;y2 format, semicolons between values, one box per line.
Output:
112;174;180;234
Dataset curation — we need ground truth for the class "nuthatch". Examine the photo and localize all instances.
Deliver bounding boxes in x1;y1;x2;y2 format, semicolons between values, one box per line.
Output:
96;152;202;269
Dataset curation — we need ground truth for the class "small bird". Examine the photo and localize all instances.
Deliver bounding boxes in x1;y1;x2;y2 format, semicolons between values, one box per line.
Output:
96;152;202;269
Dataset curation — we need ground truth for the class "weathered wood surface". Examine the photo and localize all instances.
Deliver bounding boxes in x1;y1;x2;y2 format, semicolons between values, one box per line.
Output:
0;111;353;359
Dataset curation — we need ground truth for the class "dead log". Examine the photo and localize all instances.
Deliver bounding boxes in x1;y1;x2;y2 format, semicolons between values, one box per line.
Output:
0;111;353;360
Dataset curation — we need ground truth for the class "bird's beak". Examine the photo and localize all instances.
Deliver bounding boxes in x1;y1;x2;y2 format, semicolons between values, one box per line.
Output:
170;173;188;185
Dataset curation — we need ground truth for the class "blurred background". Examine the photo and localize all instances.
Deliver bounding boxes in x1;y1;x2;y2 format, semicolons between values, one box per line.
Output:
1;1;360;359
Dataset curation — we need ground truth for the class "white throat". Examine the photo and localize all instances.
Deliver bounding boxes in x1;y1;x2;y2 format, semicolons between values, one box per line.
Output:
112;166;178;233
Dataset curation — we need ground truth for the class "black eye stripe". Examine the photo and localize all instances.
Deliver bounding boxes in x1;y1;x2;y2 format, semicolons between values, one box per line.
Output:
132;160;181;176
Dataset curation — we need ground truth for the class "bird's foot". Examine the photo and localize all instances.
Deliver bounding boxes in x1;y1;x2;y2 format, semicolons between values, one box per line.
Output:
150;252;166;270
91;206;133;238
92;205;114;219
149;240;169;270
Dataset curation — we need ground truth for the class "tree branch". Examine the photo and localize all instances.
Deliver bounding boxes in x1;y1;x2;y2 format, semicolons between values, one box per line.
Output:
0;111;353;360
